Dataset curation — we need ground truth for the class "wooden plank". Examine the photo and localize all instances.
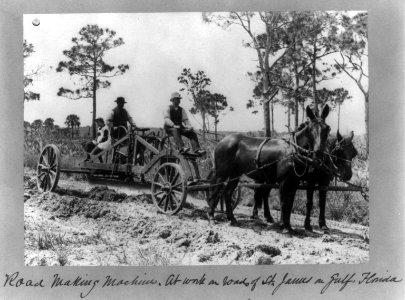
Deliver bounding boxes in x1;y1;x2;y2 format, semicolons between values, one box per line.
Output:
60;169;89;174
79;162;127;173
135;135;159;154
186;182;364;192
187;184;211;191
239;183;364;192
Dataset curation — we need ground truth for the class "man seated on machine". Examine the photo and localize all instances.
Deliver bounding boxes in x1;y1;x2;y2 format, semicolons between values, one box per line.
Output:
82;118;111;163
107;96;136;140
163;92;206;156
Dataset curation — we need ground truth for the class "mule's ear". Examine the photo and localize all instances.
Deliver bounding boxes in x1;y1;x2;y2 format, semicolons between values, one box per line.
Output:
320;104;330;120
306;105;316;121
349;131;354;141
337;130;343;141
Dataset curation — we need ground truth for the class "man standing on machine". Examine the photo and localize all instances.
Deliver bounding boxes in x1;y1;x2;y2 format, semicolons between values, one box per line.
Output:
107;96;136;139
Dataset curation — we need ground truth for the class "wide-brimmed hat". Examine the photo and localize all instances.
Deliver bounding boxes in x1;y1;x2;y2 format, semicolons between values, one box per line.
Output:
115;97;126;103
95;118;104;123
170;92;181;101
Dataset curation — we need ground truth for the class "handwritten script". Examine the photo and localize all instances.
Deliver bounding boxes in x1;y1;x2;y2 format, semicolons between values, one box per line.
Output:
2;271;402;298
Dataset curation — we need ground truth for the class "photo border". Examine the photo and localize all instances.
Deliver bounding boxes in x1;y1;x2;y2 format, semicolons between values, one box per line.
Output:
1;0;404;299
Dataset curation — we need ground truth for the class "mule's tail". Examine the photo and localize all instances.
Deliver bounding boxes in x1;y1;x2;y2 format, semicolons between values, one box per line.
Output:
206;169;217;200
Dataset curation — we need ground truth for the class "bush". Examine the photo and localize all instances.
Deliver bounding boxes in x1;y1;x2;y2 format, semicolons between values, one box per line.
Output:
24;128;88;170
343;195;369;226
292;191;309;216
327;192;351;221
24;150;39;169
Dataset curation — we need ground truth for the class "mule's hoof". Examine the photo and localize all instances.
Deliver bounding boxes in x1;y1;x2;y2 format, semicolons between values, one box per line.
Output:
305;224;313;232
207;215;216;225
280;227;295;235
320;224;330;233
281;228;292;235
266;217;275;224
251;215;260;220
230;219;239;227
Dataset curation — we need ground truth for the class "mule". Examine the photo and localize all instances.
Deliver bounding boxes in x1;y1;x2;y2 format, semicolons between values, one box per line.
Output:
251;130;358;233
304;130;358;232
207;105;331;233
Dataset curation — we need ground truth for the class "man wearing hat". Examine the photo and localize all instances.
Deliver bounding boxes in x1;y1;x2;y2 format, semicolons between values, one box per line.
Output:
107;96;136;139
164;92;206;155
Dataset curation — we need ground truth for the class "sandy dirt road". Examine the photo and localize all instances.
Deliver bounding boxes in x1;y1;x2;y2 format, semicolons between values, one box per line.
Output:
24;171;369;266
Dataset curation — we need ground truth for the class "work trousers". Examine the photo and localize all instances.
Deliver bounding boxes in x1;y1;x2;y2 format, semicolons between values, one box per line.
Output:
82;141;103;162
166;127;200;151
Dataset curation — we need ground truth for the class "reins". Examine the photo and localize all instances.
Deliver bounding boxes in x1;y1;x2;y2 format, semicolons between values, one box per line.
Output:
290;132;309;177
190;127;368;201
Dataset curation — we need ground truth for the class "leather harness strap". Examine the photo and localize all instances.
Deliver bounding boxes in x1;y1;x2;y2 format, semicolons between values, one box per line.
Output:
255;138;272;169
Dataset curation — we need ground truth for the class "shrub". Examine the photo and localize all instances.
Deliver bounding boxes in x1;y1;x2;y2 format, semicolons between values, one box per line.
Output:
343;194;369;226
292;191;309;216
327;192;351;221
24;150;39;169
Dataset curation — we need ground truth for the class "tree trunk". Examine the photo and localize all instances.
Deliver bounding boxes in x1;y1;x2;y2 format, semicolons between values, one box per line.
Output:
92;64;97;138
302;103;305;123
262;72;271;137
201;110;206;142
293;40;299;129
294;92;299;129
312;39;319;115
214;101;218;141
337;103;341;131
365;93;369;152
214;119;218;141
263;101;270;137
287;105;291;132
271;101;274;136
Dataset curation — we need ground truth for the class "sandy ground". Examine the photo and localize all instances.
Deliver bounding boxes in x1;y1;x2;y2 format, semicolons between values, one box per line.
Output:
24;170;369;266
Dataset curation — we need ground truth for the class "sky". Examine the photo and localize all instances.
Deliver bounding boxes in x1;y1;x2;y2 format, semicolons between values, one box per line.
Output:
23;12;367;135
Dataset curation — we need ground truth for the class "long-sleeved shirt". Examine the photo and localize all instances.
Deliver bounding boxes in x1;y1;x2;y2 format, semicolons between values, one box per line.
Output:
163;105;191;128
95;124;111;150
107;107;136;128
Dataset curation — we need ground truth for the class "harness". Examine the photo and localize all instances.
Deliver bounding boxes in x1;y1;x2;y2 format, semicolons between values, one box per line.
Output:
327;139;343;175
254;138;272;169
324;138;356;179
253;132;312;179
290;132;309;177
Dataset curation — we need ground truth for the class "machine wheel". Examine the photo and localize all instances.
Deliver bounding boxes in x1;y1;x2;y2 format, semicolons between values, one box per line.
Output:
151;163;187;215
37;144;61;192
229;186;242;211
204;170;241;212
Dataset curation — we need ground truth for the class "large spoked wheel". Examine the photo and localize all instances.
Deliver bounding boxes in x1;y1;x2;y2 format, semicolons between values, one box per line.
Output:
37;144;61;192
204;170;241;212
229;186;242;211
151;162;187;215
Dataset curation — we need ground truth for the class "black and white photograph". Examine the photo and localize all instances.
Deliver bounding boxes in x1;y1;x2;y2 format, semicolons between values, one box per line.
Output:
1;0;404;299
23;11;370;266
